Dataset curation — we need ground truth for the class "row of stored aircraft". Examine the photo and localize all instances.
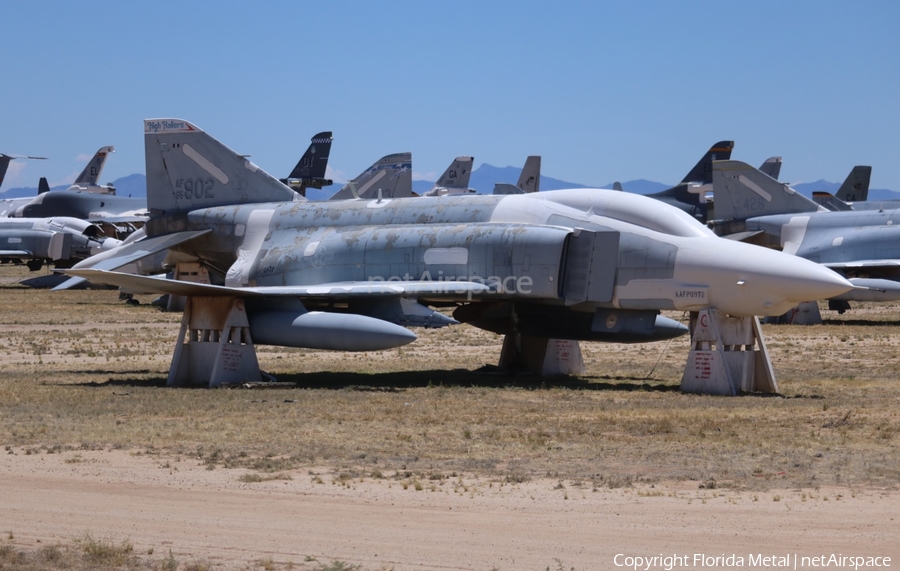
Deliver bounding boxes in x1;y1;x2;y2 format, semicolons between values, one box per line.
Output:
1;129;893;323
10;119;900;387
0;132;540;272
42;120;846;381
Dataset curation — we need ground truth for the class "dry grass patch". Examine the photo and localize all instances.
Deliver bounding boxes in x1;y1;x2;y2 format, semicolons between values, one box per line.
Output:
1;266;899;491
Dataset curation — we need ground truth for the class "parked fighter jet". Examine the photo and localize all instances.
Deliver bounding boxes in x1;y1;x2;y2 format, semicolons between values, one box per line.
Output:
279;131;333;197
0;151;123;273
712;160;900;311
493;156;541;195
2;147;147;237
327;152;412;200
61;119;851;386
424;156;475;196
0;216;120;270
12;191;147;232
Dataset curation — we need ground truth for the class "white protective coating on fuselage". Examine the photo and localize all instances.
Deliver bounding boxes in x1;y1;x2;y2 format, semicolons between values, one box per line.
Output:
180;187;852;318
490;189;851;316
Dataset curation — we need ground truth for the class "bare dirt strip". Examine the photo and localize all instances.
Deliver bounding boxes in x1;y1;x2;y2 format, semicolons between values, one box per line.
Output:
1;449;897;570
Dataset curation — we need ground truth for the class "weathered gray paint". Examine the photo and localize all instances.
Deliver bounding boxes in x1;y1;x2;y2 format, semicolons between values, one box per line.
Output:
66;120;856;354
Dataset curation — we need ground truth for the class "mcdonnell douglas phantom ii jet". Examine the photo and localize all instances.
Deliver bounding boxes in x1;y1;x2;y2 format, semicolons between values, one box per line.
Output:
64;119;852;387
712;160;900;312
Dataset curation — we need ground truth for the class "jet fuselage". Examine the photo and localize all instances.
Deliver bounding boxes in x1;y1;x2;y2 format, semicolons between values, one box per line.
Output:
147;189;851;319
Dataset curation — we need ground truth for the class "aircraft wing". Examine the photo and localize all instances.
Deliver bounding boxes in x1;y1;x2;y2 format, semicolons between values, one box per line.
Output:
60;268;496;298
52;229;212;291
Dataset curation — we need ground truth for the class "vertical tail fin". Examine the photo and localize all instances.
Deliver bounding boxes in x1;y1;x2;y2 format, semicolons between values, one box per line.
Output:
74;146;114;185
712;160;821;221
288;132;332;180
758;156;782;180
434;156;474;190
328;153;412;200
282;132;334;196
0;155;11;190
38;177;51;194
516;156;541;193
836;165;871;202
144;119;297;216
682;140;734;184
612;181;623;191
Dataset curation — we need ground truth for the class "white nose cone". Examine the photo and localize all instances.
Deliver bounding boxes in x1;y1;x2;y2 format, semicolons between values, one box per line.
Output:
677;240;853;317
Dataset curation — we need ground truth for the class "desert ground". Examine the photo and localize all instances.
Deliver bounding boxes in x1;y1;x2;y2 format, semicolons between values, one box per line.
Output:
0;265;898;570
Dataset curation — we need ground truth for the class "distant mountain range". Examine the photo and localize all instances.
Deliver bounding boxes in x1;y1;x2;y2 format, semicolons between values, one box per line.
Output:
3;165;899;203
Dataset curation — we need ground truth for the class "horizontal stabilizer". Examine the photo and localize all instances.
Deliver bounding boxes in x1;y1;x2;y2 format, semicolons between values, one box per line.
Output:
493;182;523;195
812;192;853;212
52;229;212;291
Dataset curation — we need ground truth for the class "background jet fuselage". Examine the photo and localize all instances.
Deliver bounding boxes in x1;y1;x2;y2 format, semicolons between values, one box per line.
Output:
744;210;900;275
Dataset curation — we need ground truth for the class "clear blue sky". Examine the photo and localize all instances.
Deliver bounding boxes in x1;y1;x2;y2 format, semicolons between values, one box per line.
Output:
2;1;898;190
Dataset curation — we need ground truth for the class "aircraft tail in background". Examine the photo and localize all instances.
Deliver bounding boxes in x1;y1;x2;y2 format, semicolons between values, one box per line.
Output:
681;140;734;184
758;156;782;180
281;131;333;196
425;156;475;196
492;156;542;195
712;160;822;222
328;152;412;200
516;156;541;193
836;165;871;203
73;146;114;185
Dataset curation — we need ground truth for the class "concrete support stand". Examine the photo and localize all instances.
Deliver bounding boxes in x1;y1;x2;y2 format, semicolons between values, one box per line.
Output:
681;309;779;395
763;301;822;325
166;262;211;312
499;333;586;376
168;296;262;388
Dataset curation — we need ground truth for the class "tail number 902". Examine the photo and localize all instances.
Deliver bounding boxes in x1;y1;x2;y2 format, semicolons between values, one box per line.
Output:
174;178;215;200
